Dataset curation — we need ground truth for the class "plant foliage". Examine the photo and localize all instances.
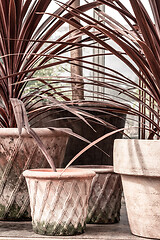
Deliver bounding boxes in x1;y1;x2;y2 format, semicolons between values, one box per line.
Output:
0;0;104;128
58;0;160;139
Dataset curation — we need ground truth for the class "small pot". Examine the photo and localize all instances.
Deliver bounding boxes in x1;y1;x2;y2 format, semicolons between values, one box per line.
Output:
23;168;95;236
70;165;122;224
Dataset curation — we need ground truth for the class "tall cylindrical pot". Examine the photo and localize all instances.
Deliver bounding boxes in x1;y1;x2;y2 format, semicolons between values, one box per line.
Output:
23;168;95;236
114;139;160;239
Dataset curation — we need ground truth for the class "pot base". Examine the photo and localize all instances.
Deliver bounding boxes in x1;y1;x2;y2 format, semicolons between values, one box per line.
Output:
33;221;85;236
0;203;30;221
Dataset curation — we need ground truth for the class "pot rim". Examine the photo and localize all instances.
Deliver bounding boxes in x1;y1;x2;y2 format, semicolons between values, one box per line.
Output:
70;165;114;174
115;139;160;142
23;168;96;179
114;139;160;177
62;100;129;111
0;127;72;137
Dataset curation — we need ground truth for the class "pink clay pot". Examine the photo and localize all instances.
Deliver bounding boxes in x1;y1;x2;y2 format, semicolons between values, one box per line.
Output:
114;139;160;239
0;128;70;220
23;168;96;236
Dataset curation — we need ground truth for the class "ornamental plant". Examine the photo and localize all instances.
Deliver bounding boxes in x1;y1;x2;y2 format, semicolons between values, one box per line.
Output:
58;0;160;140
0;0;111;170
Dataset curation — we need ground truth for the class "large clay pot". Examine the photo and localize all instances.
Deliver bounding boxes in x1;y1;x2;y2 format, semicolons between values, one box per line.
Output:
0;128;70;220
114;139;160;239
23;168;95;236
32;102;127;166
71;165;122;224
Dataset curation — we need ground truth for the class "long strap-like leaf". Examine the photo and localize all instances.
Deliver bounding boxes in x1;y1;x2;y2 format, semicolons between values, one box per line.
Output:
10;98;56;171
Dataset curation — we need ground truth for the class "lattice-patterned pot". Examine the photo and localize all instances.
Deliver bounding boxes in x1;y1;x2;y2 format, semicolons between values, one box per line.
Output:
71;165;122;224
23;168;95;236
0;128;70;220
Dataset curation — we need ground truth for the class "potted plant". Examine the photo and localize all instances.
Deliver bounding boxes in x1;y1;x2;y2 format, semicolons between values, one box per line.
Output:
29;1;128;169
33;102;127;166
65;0;160;239
0;0;103;221
27;2;128;229
23;168;95;236
9;98;95;236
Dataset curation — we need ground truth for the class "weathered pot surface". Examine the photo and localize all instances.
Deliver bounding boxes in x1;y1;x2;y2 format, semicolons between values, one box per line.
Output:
23;168;95;236
0;128;70;220
114;139;160;239
114;139;160;176
34;104;127;166
70;165;122;224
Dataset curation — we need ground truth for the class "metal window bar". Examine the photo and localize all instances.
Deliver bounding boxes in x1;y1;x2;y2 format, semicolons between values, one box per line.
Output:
93;4;106;101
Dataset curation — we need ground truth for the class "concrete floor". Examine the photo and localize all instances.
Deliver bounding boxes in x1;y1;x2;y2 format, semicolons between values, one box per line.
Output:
0;202;153;240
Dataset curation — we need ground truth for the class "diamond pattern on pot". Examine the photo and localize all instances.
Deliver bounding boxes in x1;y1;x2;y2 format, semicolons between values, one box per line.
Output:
0;132;68;220
87;172;122;224
0;137;40;220
26;177;91;230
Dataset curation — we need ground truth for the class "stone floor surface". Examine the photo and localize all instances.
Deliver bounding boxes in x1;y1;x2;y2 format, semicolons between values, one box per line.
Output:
0;202;154;240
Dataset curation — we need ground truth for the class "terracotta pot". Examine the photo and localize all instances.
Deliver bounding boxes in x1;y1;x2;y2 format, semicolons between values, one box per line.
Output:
32;102;127;166
23;168;95;236
0;128;70;220
114;139;160;239
71;165;122;224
